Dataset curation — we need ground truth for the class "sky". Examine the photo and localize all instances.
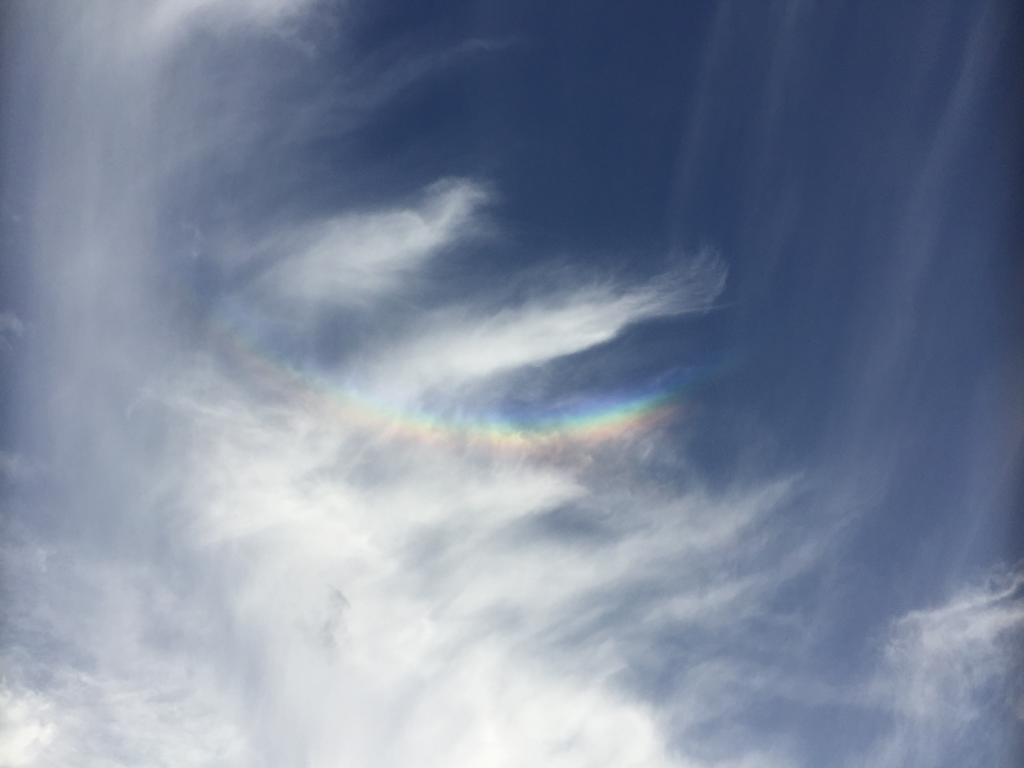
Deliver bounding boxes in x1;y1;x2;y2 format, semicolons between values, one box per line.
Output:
0;1;1021;766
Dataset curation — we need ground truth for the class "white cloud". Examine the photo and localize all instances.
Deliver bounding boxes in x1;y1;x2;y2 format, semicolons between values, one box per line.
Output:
882;567;1024;719
0;687;56;768
858;566;1024;766
0;539;252;768
138;364;798;767
0;312;24;354
144;0;321;49
252;179;490;313
361;252;726;397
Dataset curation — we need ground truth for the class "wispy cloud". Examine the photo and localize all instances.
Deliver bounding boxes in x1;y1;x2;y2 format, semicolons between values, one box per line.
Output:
144;0;321;49
859;566;1024;766
0;312;24;354
363;253;726;397
250;179;489;313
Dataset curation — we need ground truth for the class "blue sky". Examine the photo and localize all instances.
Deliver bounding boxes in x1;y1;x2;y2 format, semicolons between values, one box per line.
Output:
1;1;1021;766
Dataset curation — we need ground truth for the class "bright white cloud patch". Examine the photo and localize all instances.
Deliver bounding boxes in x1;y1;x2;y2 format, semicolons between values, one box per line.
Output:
368;253;726;395
256;179;489;312
114;344;807;767
0;687;56;768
